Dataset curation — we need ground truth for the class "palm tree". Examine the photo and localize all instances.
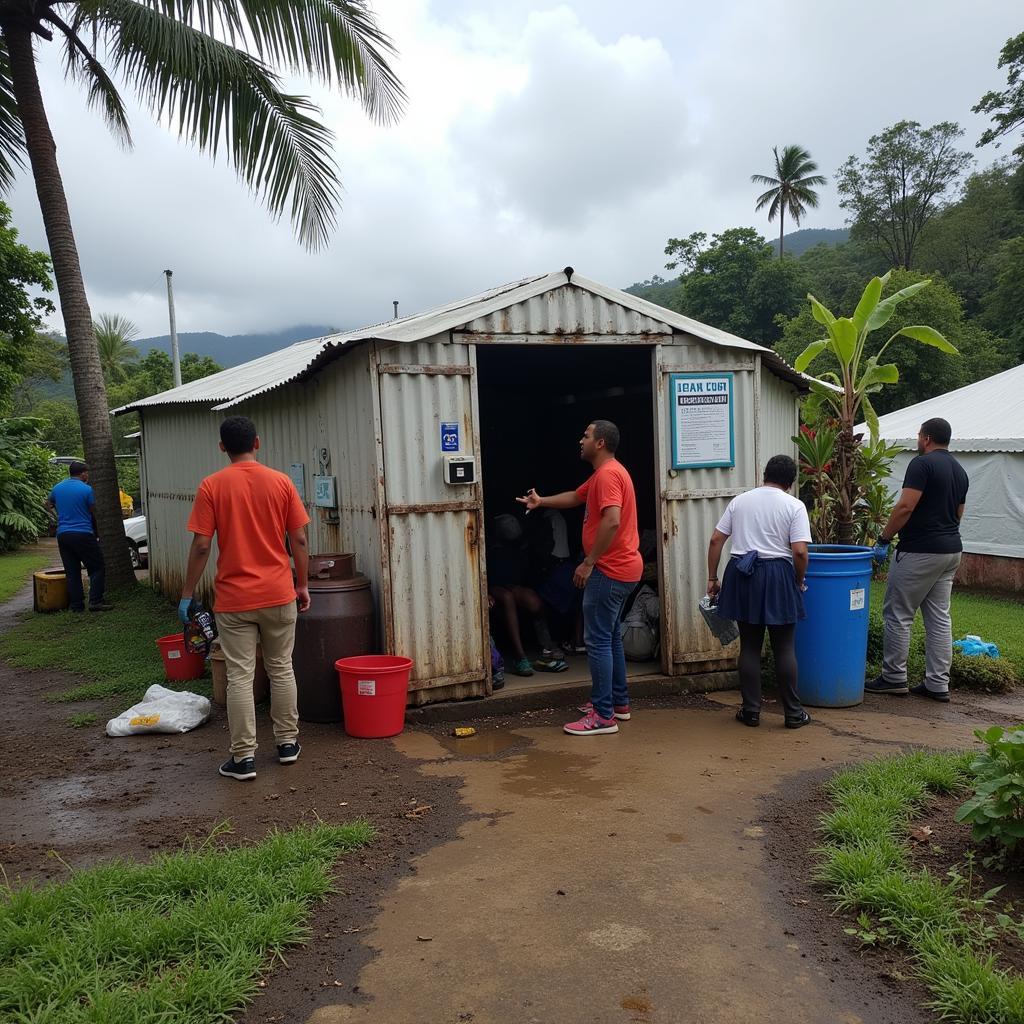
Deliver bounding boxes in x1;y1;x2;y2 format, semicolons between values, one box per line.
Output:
751;145;827;259
0;0;404;586
95;313;140;383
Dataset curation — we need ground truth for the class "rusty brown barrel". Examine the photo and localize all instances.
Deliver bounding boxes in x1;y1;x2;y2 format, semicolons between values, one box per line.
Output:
293;553;376;722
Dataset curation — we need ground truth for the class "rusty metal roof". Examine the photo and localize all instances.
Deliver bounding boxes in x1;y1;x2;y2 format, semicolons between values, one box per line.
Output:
112;269;810;414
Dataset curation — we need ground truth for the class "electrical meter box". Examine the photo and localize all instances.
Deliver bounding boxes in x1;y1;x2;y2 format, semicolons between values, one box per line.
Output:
313;475;338;508
443;455;476;485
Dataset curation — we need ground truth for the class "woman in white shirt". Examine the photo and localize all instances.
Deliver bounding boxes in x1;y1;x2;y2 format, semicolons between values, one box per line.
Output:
705;455;812;729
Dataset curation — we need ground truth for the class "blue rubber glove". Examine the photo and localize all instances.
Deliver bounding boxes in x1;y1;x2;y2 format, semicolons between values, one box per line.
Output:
872;542;890;563
178;598;193;624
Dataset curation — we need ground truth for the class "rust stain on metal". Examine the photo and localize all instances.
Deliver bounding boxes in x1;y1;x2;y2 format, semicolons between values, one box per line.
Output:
377;364;473;377
386;501;479;515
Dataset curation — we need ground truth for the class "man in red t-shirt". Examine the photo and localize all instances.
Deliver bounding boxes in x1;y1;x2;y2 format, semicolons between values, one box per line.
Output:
518;420;642;736
180;416;311;780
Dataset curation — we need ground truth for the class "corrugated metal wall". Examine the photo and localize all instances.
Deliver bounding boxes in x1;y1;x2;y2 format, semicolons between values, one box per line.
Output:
374;339;487;700
759;364;801;471
656;342;758;670
462;285;674;336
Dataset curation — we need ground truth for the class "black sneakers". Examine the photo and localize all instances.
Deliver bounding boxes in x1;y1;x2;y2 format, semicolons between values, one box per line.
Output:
88;602;114;612
735;708;760;727
865;675;909;695
785;710;812;729
910;683;951;703
277;742;301;764
219;756;256;780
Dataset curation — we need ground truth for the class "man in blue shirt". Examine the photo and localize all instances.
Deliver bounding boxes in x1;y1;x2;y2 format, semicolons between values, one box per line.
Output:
46;462;112;612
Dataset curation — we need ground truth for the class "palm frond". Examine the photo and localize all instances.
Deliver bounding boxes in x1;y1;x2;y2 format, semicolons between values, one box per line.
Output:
47;10;133;146
77;0;343;249
753;186;778;211
0;43;27;193
750;173;780;187
89;0;406;123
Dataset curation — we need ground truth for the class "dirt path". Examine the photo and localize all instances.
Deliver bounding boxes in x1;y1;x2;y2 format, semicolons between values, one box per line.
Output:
3;577;1022;1024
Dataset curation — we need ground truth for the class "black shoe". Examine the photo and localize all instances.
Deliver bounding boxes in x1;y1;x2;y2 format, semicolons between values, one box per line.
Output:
909;683;950;703
219;756;256;780
785;711;812;729
88;602;114;612
735;708;760;727
277;742;301;764
492;673;505;691
865;675;909;695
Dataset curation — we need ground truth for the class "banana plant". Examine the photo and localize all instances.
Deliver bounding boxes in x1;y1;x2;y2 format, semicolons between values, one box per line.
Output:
793;273;957;544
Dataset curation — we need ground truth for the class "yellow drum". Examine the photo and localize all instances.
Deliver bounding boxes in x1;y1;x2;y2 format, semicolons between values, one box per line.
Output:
33;569;69;613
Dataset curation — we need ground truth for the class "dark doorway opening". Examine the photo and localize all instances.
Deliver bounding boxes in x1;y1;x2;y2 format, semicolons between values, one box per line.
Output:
476;344;661;690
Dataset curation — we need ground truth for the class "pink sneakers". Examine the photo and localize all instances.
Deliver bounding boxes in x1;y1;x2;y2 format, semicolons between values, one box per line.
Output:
564;709;619;735
576;702;631;721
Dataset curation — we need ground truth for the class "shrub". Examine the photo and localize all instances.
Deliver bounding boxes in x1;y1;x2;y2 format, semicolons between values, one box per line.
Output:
950;652;1018;694
955;725;1024;854
0;417;57;551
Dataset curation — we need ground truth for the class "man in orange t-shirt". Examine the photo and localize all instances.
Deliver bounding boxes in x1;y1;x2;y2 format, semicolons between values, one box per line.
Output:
518;420;642;736
180;415;311;780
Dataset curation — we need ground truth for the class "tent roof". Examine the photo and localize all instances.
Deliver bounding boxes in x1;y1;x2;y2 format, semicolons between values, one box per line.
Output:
856;362;1024;452
113;269;811;415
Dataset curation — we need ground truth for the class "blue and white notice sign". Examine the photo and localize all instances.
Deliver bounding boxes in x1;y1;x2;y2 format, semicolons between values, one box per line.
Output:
669;372;735;469
440;421;460;452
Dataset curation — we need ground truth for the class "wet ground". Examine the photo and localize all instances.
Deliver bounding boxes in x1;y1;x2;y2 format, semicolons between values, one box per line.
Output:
2;578;1023;1024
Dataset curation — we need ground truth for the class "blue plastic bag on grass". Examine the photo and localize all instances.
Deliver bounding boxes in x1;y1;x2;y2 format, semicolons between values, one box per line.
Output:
953;635;1000;658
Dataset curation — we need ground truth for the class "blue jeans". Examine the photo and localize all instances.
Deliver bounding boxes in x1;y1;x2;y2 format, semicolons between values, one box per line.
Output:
583;567;635;720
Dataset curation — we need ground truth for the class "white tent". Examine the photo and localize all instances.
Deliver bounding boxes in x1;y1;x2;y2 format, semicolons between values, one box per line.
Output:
857;363;1024;560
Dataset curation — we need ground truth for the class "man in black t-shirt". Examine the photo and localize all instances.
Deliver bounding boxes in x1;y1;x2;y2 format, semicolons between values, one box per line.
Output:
866;417;969;702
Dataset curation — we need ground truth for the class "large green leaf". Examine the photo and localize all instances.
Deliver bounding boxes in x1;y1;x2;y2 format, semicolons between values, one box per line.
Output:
858;360;900;392
892;325;959;355
808;294;835;327
860;394;880;444
793;339;829;373
864;280;930;332
852;276;883;332
829;317;857;365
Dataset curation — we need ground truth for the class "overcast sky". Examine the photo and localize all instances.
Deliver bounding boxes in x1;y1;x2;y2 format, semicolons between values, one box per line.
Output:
8;0;1022;338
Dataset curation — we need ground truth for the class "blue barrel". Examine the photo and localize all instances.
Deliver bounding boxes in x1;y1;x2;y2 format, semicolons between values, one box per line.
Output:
794;545;873;707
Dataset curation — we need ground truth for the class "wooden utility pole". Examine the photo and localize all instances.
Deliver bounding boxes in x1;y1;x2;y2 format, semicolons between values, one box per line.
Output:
165;269;182;387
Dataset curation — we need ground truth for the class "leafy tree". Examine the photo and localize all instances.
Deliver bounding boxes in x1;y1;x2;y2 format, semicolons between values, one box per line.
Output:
94;313;140;383
0;203;54;414
751;145;826;259
777;270;1012;414
791;273;957;543
974;32;1024;159
837;121;973;269
981;236;1024;361
796;239;889;312
665;228;806;345
34;397;81;455
10;330;65;413
914;162;1024;314
0;416;58;550
0;0;404;586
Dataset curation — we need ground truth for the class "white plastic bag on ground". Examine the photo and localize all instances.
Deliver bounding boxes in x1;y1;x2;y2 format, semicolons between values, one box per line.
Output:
106;683;211;737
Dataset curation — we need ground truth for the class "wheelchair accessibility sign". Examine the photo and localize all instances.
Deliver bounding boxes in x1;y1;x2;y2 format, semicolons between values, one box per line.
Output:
440;422;460;452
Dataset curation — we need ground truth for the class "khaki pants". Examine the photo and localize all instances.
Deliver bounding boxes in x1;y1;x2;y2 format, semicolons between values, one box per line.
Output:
217;602;299;759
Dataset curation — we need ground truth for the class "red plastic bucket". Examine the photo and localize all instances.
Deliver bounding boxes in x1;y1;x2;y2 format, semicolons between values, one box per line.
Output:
336;655;413;738
156;633;206;682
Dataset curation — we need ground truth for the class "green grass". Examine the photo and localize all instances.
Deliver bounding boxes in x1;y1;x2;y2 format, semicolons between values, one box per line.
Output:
0;547;56;604
816;751;1024;1022
0;821;374;1024
66;712;97;729
0;584;210;704
869;586;1024;683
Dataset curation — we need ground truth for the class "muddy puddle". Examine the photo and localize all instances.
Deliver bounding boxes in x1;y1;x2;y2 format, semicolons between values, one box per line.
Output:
435;728;528;757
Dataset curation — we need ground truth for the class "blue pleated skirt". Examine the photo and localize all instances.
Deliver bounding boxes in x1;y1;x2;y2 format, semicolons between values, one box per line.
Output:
716;555;805;626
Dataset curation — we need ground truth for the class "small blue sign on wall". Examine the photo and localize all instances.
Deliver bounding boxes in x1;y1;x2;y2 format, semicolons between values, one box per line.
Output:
440;422;460;452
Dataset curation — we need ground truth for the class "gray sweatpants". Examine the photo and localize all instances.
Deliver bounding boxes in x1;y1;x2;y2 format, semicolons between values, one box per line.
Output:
882;550;961;693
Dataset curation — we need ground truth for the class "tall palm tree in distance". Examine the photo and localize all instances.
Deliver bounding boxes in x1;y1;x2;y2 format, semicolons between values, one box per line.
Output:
0;0;404;585
95;313;140;383
751;145;827;259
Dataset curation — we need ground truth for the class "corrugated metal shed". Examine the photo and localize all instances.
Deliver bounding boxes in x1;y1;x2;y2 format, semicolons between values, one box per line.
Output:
112;269;809;416
855;362;1024;452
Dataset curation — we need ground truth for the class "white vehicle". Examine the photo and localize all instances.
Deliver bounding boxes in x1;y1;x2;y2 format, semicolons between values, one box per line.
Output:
123;515;148;569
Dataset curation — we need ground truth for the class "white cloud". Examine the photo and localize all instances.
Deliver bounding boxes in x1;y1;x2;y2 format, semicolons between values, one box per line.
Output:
5;0;1022;340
